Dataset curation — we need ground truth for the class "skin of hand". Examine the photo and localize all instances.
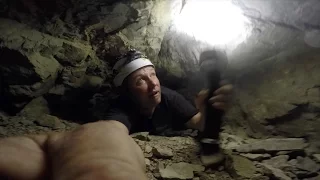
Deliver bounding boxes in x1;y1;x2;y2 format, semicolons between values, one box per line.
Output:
0;121;147;180
186;80;233;131
195;80;233;111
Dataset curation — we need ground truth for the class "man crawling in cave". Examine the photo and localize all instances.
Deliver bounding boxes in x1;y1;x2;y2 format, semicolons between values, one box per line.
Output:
0;50;233;180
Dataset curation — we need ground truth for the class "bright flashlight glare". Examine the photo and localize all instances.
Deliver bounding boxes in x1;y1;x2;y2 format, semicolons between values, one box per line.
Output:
173;0;250;47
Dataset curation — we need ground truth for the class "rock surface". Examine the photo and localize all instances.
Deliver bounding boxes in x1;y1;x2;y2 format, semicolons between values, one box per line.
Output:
225;155;258;179
260;163;292;180
313;154;320;163
236;138;308;153
131;132;150;141
152;146;174;159
159;162;205;180
240;153;271;161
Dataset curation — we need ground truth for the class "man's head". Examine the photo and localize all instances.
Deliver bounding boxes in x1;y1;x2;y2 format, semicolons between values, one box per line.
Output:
113;50;161;108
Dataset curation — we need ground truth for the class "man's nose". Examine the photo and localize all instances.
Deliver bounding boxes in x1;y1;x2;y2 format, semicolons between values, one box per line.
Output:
147;77;157;88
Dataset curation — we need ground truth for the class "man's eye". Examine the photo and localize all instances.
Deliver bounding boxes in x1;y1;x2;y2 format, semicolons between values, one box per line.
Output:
136;78;143;85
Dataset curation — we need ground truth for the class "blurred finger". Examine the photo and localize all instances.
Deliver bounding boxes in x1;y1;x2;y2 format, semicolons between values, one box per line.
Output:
196;89;209;100
212;102;228;110
209;94;230;103
214;84;233;95
195;89;209;109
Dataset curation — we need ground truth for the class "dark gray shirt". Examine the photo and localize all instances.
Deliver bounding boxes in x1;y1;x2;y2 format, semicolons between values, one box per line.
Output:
105;86;198;134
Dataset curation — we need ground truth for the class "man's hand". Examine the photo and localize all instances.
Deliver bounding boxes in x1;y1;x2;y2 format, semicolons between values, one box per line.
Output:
0;121;147;180
195;80;233;111
187;80;233;131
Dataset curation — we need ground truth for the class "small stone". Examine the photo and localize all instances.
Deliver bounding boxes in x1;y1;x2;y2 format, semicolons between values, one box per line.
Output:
236;138;308;153
240;153;271;161
159;162;205;180
145;158;151;167
131;132;150;141
295;156;320;173
0;126;7;136
152;146;173;158
262;155;290;169
225;155;258;179
0;119;9;126
218;166;224;171
313;154;320;163
144;153;153;158
35;114;65;129
19;119;34;125
19;96;50;117
192;178;200;180
145;145;152;153
260;163;291;180
276;151;292;155
0;111;8;119
220;132;245;150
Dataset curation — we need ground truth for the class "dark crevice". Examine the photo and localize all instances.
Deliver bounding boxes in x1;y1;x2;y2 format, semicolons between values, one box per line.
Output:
245;14;302;31
180;0;187;14
265;104;308;125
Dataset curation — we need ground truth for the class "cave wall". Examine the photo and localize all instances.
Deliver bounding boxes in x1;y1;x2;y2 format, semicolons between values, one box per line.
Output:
159;31;320;153
225;49;320;153
0;0;182;120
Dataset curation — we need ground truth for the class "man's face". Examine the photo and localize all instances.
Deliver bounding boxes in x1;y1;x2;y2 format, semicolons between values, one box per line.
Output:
127;66;161;108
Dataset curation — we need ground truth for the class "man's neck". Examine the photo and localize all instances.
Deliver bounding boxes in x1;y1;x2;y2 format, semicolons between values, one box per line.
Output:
140;106;156;118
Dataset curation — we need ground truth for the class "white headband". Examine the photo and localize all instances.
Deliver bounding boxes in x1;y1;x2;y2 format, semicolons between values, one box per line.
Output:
113;58;154;87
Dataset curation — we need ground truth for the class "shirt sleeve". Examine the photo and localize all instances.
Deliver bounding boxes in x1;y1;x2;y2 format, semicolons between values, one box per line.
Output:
104;107;132;132
164;87;199;125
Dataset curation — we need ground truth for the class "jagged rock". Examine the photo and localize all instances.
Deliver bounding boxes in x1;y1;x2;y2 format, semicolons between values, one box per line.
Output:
260;163;292;180
0;119;9;126
262;155;291;169
313;154;320;163
289;157;320;173
240;153;271;161
236;138;308;153
159;162;204;180
131;132;150;141
19;96;50;117
276;151;293;156
145;158;151;167
17;96;65;129
225;155;258;179
220;132;246;150
152;146;173;158
0;18;92;66
0;18;97;111
224;50;320;153
0;126;7;137
145;145;153;153
0;111;8;120
0;112;9;126
34;114;65;129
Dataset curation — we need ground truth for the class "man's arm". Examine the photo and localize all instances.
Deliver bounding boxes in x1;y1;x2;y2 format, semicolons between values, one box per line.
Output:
0;120;147;180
